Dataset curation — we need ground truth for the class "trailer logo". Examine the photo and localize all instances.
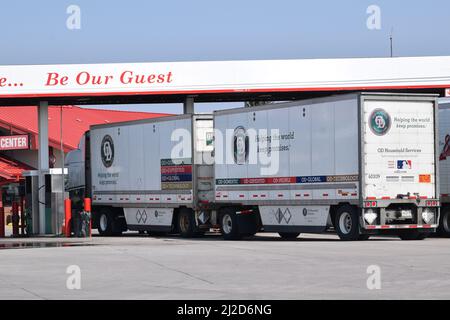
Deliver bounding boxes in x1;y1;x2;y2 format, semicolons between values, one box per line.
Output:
275;208;292;224
369;108;391;136
397;160;412;170
233;126;249;165
136;209;148;224
101;135;114;167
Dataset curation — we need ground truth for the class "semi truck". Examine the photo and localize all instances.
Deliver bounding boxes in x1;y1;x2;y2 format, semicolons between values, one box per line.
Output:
437;102;450;236
66;92;440;240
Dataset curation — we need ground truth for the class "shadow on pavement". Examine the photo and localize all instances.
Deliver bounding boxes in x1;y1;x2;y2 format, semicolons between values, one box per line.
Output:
0;242;97;250
91;232;398;242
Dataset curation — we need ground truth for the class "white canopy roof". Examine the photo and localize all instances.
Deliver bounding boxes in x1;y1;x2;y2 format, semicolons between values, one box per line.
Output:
0;56;449;100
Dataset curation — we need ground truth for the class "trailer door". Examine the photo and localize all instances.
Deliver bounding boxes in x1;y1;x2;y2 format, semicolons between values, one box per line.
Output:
362;97;437;200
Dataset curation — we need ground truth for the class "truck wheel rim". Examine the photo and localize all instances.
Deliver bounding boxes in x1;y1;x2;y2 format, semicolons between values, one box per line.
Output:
100;214;107;231
180;215;189;233
222;214;232;234
339;212;352;234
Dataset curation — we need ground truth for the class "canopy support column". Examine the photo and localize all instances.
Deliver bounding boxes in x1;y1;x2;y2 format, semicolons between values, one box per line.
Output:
183;96;194;114
38;101;49;235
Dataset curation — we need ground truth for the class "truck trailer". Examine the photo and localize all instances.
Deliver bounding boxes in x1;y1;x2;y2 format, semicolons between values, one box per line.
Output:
66;93;440;240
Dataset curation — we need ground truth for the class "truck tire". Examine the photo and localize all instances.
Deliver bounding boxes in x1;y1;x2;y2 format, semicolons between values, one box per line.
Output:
98;209;114;236
220;208;242;240
335;205;361;241
438;209;450;237
177;208;197;238
278;232;300;239
398;231;428;241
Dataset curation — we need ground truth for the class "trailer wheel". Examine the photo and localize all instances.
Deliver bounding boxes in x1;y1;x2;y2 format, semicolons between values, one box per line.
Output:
398;231;428;241
278;232;300;240
98;209;114;236
335;205;360;241
177;208;197;238
438;209;450;237
220;208;241;240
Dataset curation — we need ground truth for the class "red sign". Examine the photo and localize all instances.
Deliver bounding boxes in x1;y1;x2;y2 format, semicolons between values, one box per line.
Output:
0;135;29;150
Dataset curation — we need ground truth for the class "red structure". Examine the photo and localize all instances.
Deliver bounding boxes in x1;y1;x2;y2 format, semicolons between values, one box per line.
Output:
0;105;168;183
0;105;169;235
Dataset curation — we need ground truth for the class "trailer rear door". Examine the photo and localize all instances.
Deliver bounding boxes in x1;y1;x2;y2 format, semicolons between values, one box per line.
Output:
362;95;437;200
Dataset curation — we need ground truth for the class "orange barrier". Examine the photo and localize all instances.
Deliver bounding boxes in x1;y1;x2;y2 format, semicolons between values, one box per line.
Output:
84;198;91;212
64;199;72;237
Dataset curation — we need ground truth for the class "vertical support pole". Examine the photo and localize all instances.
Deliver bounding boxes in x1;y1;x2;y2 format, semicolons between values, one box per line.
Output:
183;96;194;114
59;106;65;235
19;196;25;235
38;101;49;234
0;189;4;238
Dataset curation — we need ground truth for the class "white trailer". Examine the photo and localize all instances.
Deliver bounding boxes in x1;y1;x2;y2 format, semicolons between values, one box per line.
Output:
66;114;215;236
213;93;439;240
66;92;440;240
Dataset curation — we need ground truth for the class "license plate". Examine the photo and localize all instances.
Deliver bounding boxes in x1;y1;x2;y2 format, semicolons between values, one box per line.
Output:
401;210;412;218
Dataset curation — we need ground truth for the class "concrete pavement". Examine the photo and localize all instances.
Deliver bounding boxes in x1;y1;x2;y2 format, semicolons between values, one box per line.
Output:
0;233;449;299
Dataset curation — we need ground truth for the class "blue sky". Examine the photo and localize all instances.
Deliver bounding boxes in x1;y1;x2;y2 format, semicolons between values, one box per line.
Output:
2;0;450;112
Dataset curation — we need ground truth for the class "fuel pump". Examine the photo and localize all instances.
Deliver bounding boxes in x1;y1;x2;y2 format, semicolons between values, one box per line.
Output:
23;169;68;235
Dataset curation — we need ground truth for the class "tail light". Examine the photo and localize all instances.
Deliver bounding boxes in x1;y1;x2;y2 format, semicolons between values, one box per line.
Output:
364;201;378;208
425;200;439;207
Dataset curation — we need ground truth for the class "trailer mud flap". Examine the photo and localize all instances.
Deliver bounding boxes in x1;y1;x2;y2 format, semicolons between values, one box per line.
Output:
124;208;174;231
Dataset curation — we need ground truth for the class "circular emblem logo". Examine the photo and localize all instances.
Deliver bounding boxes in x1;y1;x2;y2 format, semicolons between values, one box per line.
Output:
369;108;391;136
233;126;249;165
101;135;114;167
